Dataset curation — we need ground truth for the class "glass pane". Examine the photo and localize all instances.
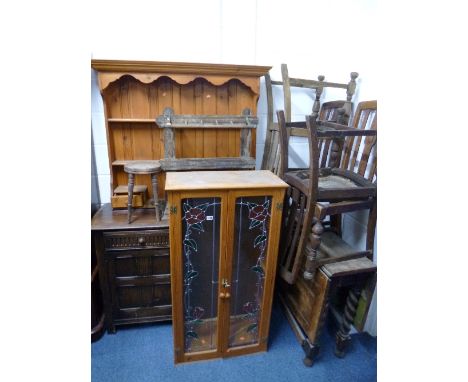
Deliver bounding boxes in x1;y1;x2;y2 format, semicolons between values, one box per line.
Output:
181;197;221;353
228;196;272;348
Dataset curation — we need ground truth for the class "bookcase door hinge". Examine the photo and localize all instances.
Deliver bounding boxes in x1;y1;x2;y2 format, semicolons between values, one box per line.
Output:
276;202;283;211
170;205;178;215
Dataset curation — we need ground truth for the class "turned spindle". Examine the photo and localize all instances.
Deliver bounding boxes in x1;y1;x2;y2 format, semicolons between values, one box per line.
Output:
347;72;359;102
303;219;324;280
335;286;362;358
312;75;325;118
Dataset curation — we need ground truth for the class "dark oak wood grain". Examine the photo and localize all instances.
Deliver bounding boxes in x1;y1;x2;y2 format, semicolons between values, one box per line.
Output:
92;204;171;333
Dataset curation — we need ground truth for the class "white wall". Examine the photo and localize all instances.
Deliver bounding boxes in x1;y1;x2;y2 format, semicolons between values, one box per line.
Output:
91;0;377;335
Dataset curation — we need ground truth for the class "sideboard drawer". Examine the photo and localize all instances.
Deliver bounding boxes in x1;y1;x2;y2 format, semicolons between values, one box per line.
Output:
113;281;172;322
107;248;170;277
116;282;172;309
103;229;169;249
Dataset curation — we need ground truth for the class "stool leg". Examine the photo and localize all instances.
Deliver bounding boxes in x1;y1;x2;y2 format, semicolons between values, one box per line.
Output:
127;173;135;224
151;173;160;222
335;286;362;358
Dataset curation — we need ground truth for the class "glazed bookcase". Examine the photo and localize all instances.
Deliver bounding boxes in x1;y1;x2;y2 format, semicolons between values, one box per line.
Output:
165;171;287;363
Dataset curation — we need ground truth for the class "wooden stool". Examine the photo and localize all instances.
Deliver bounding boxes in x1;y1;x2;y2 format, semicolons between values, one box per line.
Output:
124;161;161;224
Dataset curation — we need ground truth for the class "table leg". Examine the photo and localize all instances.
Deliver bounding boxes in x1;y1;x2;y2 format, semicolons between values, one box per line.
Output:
335;286;362;358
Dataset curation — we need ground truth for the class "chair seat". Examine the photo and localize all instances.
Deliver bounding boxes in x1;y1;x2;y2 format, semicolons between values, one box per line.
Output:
124;160;161;174
284;167;376;201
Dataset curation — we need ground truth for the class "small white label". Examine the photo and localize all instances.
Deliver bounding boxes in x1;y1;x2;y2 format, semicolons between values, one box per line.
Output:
206;216;214;221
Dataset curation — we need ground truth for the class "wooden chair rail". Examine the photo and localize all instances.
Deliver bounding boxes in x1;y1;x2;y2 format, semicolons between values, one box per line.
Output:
283;121;377;138
315;200;374;220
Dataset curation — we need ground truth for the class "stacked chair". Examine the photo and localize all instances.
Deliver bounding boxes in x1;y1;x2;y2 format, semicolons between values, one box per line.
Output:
277;104;377;366
261;63;358;175
263;65;377;366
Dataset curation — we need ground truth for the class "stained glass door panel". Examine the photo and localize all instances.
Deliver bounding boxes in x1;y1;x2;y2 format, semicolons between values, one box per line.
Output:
181;197;221;353
228;196;272;348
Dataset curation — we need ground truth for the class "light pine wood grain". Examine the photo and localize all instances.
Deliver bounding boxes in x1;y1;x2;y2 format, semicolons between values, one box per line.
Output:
165;170;288;191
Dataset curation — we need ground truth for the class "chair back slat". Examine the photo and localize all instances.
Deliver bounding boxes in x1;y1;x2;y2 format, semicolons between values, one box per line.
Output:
281;64;292;122
357;117;377;178
261;73;276;170
318;100;351;168
340;101;377;183
272;142;281;175
280;188;306;272
266;127;279;172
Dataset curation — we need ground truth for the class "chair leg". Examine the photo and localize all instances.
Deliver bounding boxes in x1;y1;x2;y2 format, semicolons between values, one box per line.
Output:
335;286;362;358
127;173;135;224
151;173;160;222
366;200;377;258
303;218;324;280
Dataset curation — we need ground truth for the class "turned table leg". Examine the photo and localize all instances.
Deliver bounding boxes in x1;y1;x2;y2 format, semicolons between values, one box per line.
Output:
151;173;160;222
127;173;135;224
335;286;362;358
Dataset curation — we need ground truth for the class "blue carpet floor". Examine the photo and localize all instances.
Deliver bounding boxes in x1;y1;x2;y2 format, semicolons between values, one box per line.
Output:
92;300;376;382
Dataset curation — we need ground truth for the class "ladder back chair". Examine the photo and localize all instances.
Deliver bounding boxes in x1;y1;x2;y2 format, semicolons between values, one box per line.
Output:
261;63;358;175
277;100;377;285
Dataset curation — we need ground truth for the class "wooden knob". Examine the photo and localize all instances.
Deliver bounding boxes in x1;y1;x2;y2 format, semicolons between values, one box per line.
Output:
224;292;231;298
138;237;146;246
220;292;226;299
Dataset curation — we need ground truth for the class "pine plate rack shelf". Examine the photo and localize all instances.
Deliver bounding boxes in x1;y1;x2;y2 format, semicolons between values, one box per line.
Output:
91;59;271;208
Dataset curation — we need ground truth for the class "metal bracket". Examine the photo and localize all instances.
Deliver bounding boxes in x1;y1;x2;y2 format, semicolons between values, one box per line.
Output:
170;205;177;215
276;202;283;210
